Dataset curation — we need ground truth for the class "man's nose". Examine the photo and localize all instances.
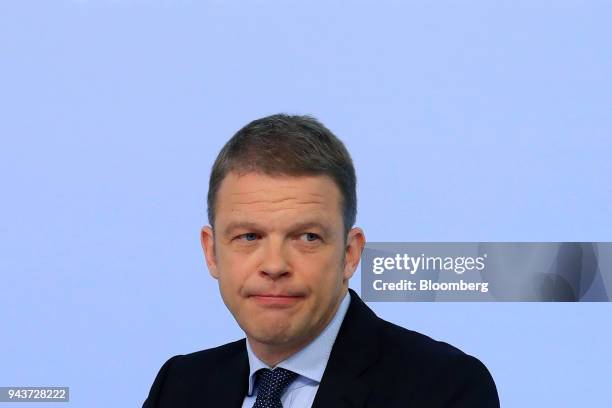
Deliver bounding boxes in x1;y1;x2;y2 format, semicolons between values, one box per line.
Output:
259;239;290;279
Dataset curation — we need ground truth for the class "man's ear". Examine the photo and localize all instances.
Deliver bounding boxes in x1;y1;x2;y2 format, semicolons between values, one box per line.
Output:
343;227;366;281
200;226;219;279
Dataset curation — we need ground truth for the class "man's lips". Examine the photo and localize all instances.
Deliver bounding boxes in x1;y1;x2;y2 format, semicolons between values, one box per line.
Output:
248;293;305;306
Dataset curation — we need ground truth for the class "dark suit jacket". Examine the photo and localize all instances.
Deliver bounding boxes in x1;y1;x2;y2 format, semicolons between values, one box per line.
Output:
143;289;500;407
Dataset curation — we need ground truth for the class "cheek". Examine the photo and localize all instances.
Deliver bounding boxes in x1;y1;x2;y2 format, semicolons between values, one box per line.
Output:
218;244;250;268
216;251;251;288
297;251;344;286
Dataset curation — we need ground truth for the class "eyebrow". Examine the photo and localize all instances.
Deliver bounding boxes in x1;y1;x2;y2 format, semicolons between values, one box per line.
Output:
220;220;333;238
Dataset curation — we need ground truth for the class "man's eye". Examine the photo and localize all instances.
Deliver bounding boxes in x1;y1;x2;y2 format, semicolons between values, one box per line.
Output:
238;233;259;241
300;232;320;242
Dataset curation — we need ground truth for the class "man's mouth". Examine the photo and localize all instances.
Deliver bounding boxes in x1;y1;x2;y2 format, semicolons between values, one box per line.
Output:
249;294;305;307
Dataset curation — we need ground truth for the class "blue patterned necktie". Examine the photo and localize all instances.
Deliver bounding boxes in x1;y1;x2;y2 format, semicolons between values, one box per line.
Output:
252;367;298;408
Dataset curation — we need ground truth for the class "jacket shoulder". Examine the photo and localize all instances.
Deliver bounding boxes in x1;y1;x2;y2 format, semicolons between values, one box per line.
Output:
374;318;499;407
376;317;491;376
142;339;247;408
157;338;246;376
378;318;466;361
174;338;246;369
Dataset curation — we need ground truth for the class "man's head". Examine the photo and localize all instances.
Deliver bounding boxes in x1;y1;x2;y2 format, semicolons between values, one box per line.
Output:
200;114;365;364
206;114;357;237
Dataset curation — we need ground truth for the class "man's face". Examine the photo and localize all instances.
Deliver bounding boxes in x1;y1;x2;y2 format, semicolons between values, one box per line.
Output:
201;172;363;354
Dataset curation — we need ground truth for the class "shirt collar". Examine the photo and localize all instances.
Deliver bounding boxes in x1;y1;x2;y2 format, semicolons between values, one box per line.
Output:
245;290;351;395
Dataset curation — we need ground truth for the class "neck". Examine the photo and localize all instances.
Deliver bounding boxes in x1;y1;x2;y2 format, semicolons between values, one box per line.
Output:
248;337;313;367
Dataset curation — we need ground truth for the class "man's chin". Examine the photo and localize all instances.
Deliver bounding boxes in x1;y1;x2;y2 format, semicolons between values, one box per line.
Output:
245;324;300;347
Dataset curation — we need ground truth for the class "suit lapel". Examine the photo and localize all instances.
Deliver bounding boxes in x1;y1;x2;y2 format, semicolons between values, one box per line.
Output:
312;289;381;408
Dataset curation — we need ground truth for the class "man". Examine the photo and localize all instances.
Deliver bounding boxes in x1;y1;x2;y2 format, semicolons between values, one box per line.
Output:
143;114;500;407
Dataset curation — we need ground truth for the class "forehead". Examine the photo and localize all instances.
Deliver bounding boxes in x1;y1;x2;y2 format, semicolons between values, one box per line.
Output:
214;172;343;228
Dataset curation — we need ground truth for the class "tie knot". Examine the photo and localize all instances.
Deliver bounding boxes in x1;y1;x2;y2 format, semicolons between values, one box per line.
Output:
255;367;298;401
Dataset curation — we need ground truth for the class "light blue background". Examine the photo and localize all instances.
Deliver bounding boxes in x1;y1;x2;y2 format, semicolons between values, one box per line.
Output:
1;1;611;407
